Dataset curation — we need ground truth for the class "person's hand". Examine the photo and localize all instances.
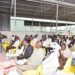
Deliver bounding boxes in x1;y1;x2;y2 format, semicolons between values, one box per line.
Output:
17;53;24;60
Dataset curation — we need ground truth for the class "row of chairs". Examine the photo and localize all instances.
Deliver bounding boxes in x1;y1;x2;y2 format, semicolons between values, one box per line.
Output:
1;42;75;75
1;41;21;54
23;58;75;75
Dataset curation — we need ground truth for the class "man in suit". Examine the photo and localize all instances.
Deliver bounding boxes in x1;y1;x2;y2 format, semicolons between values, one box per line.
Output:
17;38;33;60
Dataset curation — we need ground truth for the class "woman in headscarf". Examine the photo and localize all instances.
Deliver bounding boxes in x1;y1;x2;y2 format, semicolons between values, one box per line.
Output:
58;43;72;70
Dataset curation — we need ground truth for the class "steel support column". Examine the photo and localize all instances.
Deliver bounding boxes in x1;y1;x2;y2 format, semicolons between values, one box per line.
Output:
56;4;59;34
14;0;16;28
10;0;15;13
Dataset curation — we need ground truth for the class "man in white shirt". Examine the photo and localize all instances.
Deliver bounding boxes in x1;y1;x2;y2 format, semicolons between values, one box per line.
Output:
17;41;45;75
6;36;20;52
42;36;61;75
47;35;52;47
42;49;60;75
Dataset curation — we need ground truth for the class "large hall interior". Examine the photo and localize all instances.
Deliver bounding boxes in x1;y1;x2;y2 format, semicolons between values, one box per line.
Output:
0;0;75;75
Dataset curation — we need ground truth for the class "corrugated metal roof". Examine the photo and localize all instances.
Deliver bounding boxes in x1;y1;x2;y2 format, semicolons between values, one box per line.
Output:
0;0;75;22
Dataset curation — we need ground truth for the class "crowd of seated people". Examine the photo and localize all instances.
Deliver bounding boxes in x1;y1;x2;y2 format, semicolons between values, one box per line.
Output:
0;33;75;75
6;35;20;52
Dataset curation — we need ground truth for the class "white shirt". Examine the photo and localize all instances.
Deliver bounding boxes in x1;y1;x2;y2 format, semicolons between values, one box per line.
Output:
61;48;72;58
16;46;25;55
42;52;60;68
51;42;61;56
12;40;20;48
47;38;52;47
43;40;48;47
11;36;15;41
28;48;45;66
30;38;38;47
66;39;71;45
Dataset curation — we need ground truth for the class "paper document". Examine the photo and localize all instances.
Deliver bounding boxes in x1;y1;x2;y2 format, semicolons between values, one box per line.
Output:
16;59;28;65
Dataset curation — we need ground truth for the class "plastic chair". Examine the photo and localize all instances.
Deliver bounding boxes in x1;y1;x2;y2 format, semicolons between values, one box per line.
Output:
63;58;75;74
9;48;16;54
1;42;10;50
9;41;22;54
23;64;43;75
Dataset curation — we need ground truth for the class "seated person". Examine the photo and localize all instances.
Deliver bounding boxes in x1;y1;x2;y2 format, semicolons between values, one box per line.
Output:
17;38;33;60
42;35;49;55
10;35;15;44
17;41;45;75
0;33;7;39
58;43;72;70
68;36;75;48
70;44;75;52
6;37;33;58
42;46;60;75
6;36;20;52
30;34;38;48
